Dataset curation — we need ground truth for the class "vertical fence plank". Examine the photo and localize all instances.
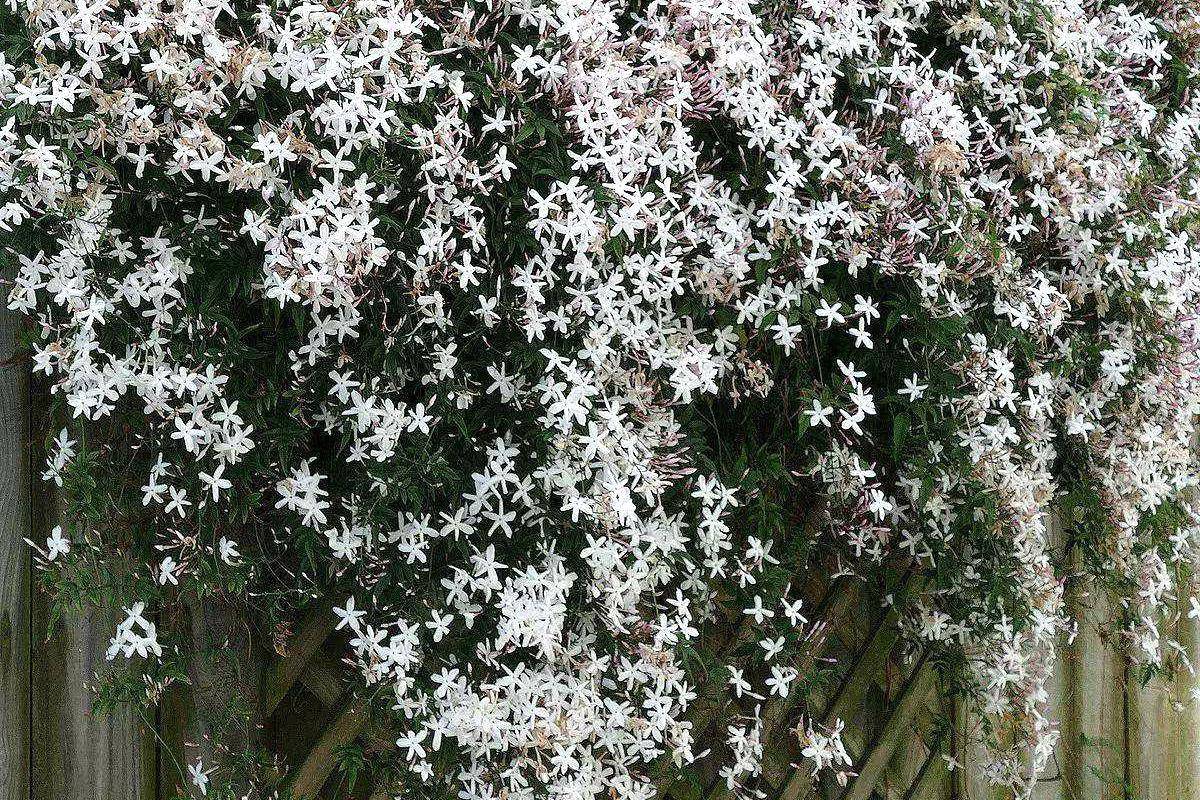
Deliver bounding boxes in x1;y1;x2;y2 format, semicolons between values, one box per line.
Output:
1;300;31;800
27;396;158;800
952;693;1004;800
1058;584;1127;799
29;570;159;800
1029;514;1070;800
1128;612;1200;800
159;673;197;800
159;594;266;800
1028;633;1068;800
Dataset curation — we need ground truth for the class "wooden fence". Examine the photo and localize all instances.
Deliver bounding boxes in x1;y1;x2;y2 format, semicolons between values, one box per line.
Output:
3;306;1199;800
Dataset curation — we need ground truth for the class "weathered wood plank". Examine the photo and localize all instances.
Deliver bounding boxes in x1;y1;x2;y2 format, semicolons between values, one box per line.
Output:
1127;612;1200;800
262;596;338;716
160;594;265;799
881;692;942;800
285;696;370;799
0;293;31;800
28;405;158;800
298;657;394;754
902;734;949;800
1026;514;1071;800
952;514;1128;800
950;697;993;800
1058;589;1127;798
843;659;935;800
765;575;915;800
29;600;159;800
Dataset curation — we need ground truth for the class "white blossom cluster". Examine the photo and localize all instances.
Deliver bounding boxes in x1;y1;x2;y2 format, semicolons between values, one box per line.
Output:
6;0;1200;796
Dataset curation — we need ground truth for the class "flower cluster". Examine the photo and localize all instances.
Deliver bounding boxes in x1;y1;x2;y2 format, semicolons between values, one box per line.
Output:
5;0;1200;796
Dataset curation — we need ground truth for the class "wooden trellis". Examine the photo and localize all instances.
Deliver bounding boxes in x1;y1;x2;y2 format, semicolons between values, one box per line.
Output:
3;308;1200;800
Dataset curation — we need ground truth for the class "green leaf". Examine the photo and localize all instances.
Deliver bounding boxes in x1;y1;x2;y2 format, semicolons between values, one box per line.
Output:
892;413;910;458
